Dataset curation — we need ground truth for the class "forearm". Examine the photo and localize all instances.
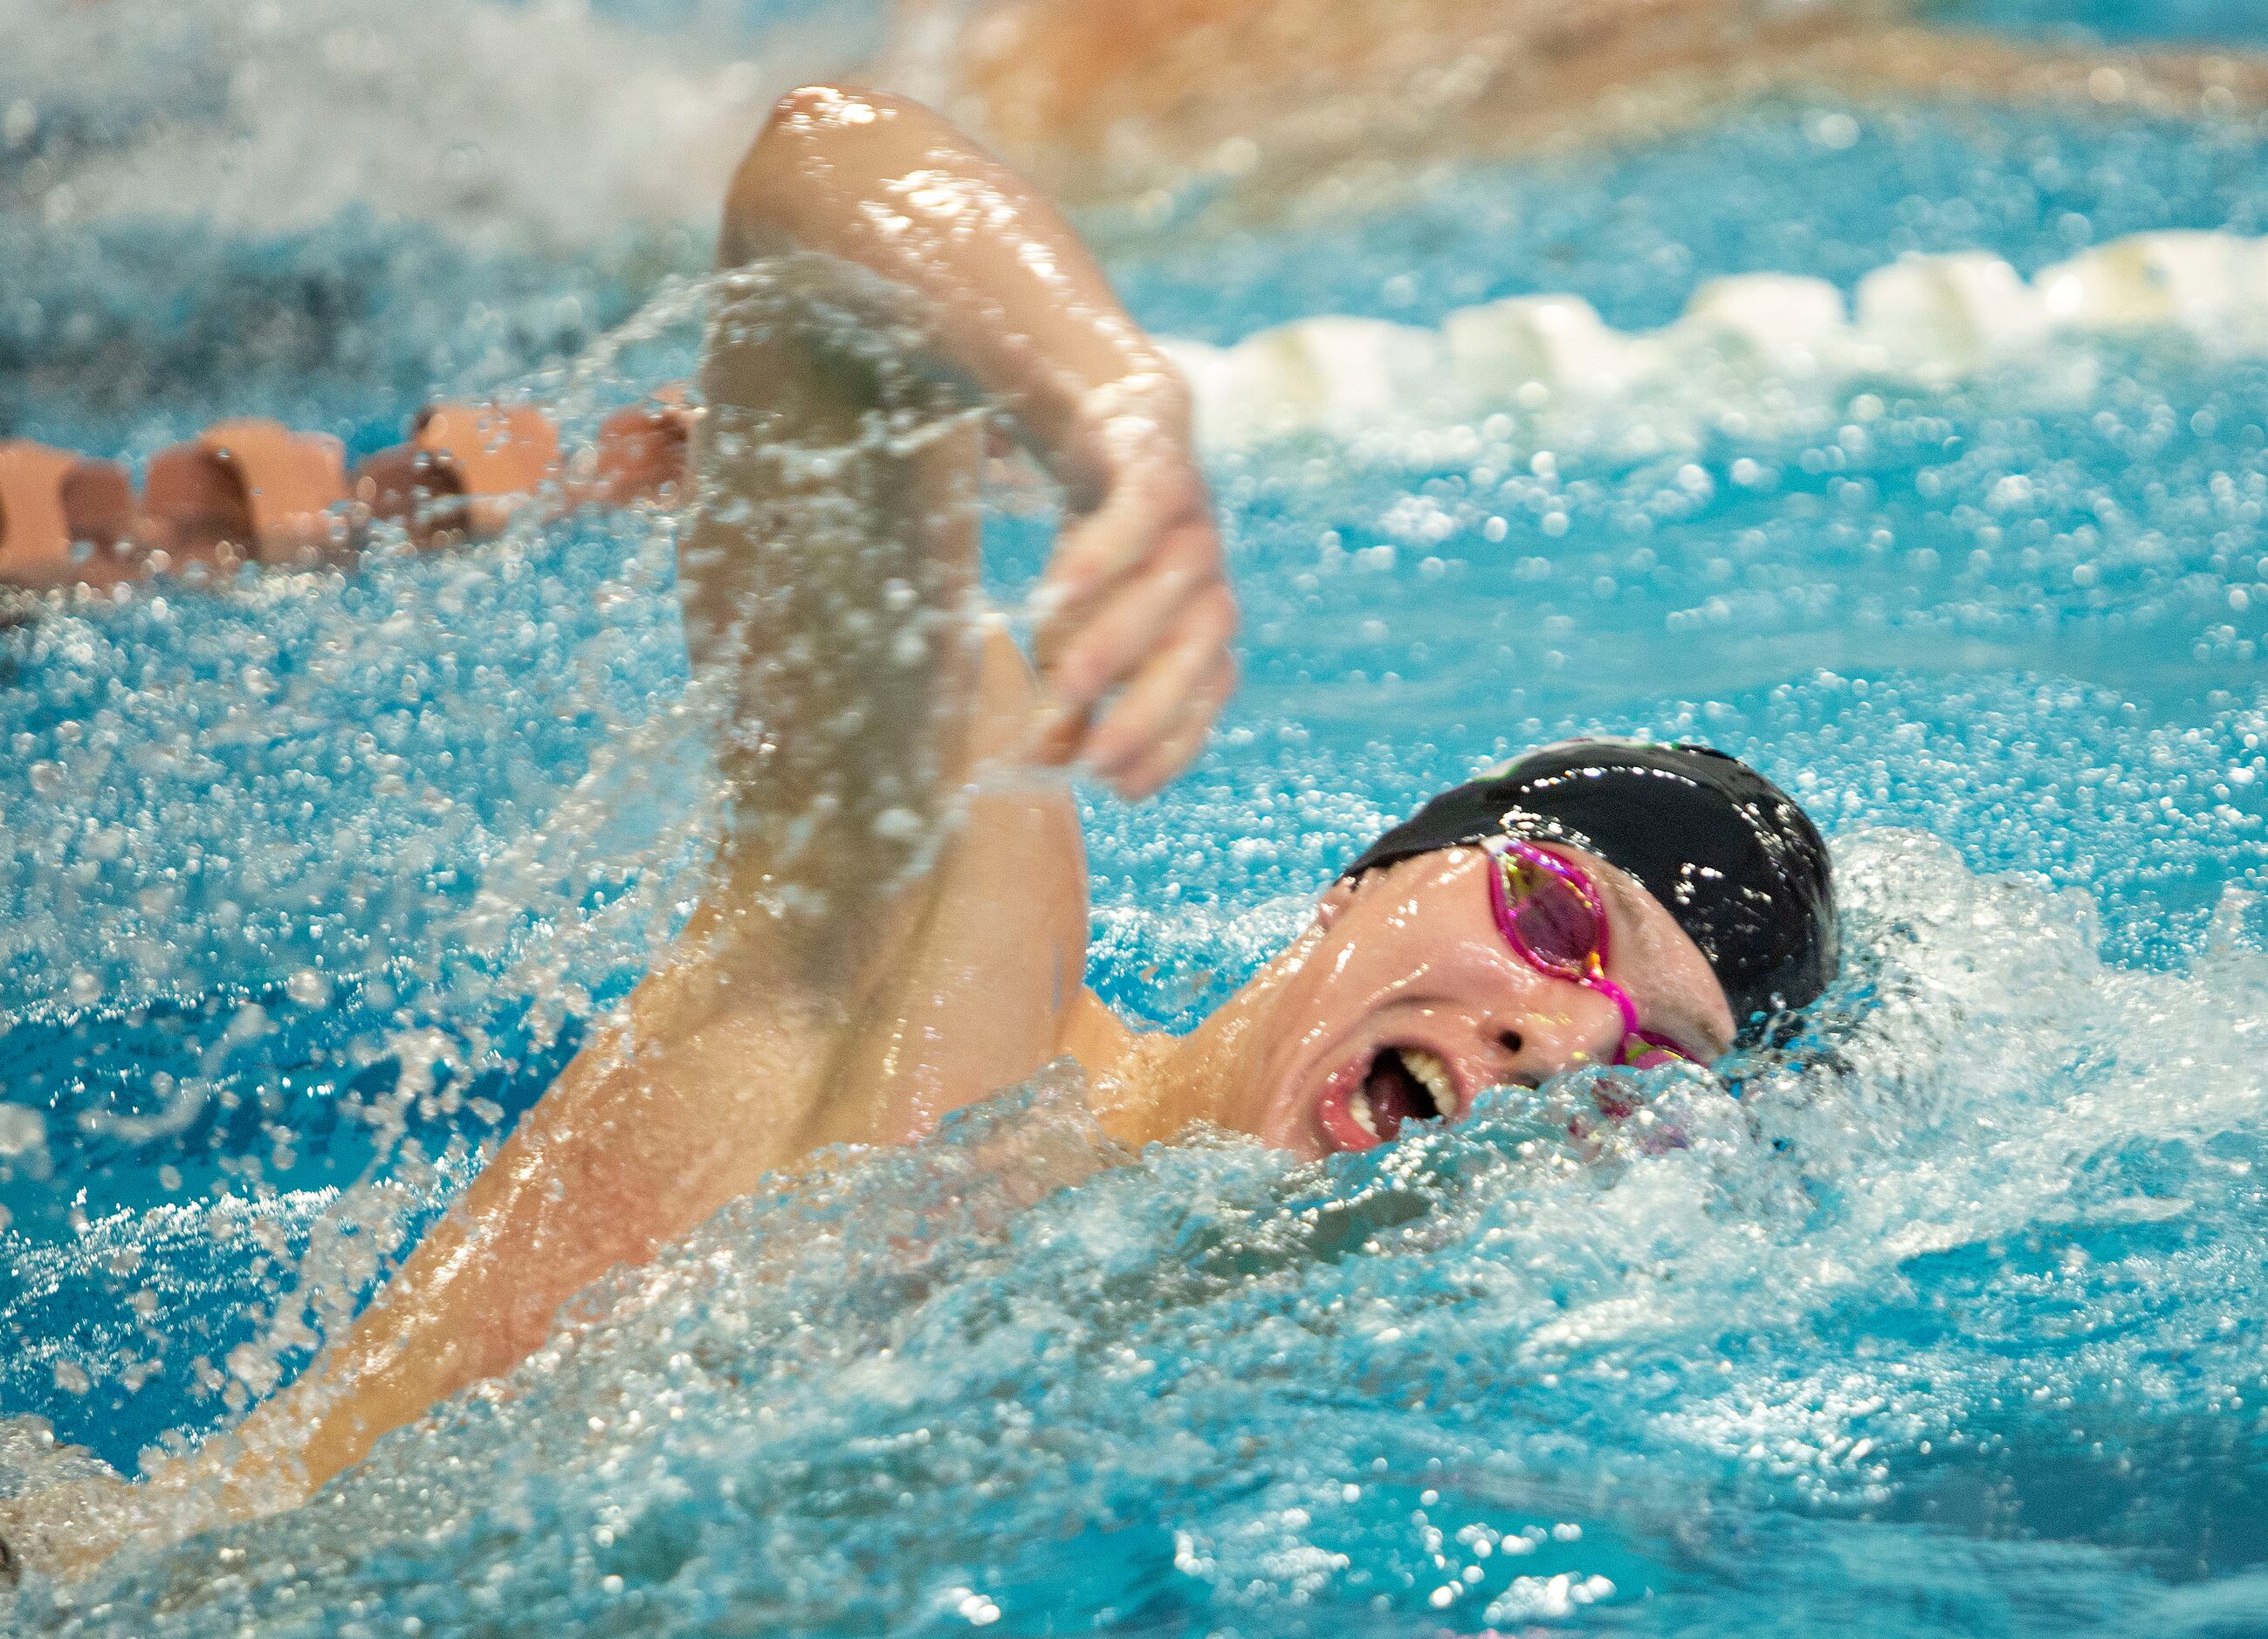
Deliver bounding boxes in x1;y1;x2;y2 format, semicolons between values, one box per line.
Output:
680;299;986;999
684;84;1170;991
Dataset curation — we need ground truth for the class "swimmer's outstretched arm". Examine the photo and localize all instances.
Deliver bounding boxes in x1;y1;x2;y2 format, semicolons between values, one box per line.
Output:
138;86;1230;1524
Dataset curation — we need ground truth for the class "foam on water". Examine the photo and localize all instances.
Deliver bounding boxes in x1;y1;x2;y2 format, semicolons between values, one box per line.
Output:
0;0;863;449
1164;230;2268;456
0;0;871;244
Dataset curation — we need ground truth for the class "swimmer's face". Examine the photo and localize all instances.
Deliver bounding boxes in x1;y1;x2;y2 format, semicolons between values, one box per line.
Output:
1232;846;1736;1157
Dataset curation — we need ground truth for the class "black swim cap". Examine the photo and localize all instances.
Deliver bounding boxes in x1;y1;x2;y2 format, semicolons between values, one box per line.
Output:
1342;739;1837;1041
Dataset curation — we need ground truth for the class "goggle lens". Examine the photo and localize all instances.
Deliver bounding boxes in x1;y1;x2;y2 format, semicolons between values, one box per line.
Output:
1620;1036;1688;1071
1493;843;1694;1071
1499;855;1605;978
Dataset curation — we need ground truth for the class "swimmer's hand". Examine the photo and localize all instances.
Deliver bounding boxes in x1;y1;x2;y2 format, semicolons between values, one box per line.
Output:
1029;374;1236;801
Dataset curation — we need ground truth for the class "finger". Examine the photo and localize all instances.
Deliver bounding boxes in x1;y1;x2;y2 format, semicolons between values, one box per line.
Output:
1027;694;1090;767
1043;521;1221;710
1108;652;1238;800
1114;653;1235;799
1080;583;1237;777
1036;461;1206;614
1034;492;1151;623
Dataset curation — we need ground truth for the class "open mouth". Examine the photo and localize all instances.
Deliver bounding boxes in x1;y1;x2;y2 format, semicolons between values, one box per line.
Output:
1316;1045;1460;1152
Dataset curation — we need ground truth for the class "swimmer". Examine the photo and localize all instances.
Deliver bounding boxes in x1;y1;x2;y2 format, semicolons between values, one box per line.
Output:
0;86;1834;1577
885;0;2268;211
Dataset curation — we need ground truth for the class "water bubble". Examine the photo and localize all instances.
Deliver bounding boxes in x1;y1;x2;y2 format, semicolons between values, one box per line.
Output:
0;1104;48;1159
1811;113;1861;150
871;806;922;842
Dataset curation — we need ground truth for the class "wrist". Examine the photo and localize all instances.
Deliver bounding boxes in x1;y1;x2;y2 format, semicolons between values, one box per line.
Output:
1052;354;1196;511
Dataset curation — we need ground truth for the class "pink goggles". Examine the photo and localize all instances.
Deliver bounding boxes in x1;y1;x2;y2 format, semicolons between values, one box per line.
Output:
1483;838;1690;1071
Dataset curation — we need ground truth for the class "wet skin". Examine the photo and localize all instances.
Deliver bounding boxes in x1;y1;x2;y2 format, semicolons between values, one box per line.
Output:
1138;840;1738;1161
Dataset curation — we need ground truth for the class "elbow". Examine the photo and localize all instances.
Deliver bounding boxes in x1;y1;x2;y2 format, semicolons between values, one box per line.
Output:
719;83;927;266
764;81;901;133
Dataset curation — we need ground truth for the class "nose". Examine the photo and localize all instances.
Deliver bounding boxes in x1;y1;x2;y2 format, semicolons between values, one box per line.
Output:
1485;982;1628;1083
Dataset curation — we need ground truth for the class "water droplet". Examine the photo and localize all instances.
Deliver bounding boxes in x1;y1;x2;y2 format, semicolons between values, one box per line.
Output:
0;1104;47;1158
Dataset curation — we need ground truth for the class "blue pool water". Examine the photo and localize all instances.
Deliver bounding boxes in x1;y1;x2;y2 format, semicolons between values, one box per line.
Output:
1935;0;2268;48
6;3;2268;1634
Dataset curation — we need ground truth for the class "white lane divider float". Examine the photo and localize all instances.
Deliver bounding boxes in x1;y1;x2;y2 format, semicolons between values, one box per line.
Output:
1159;229;2268;453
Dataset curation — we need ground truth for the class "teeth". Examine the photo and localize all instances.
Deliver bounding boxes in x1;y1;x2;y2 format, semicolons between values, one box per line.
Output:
1349;1087;1380;1140
1401;1047;1457;1118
